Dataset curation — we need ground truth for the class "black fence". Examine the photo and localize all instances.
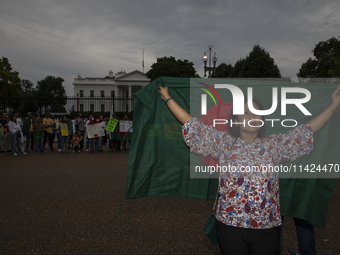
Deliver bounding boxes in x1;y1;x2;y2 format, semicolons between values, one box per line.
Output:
1;96;133;117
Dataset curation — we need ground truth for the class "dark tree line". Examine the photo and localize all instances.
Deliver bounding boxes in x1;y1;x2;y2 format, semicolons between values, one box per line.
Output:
1;56;67;115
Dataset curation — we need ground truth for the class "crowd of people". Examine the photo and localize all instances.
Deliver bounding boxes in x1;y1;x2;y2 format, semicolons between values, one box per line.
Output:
0;111;131;156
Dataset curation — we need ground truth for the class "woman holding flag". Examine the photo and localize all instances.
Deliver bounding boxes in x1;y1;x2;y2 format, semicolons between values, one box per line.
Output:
158;85;340;255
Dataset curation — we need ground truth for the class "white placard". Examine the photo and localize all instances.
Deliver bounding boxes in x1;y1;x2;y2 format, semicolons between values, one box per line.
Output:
87;123;105;138
119;121;133;133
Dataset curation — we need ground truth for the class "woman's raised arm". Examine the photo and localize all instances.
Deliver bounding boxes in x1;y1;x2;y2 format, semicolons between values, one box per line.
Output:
158;86;191;125
308;85;340;133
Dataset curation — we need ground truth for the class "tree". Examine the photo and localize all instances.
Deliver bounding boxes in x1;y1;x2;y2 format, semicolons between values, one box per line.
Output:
21;79;34;94
20;79;39;116
146;56;199;81
215;63;233;78
36;75;67;113
229;58;246;78
328;57;340;77
0;57;22;112
297;36;340;78
238;45;281;78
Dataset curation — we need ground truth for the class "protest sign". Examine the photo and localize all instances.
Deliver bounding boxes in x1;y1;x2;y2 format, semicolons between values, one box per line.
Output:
119;121;133;133
87;123;105;138
106;118;118;132
60;123;68;136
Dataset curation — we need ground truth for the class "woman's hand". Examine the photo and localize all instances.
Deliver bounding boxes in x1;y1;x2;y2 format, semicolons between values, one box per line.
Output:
157;86;171;101
308;84;340;133
330;85;340;110
156;85;191;124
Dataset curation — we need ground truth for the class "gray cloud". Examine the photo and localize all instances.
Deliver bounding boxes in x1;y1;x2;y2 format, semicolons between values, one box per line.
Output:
1;0;340;95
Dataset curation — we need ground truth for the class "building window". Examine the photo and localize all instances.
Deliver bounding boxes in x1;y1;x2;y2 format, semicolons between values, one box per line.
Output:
90;90;94;97
101;90;105;97
111;90;115;98
80;104;84;112
79;90;84;97
101;104;105;112
126;91;129;98
90;104;94;112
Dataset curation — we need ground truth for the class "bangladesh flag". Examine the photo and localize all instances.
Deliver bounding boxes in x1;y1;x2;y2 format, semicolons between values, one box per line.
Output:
126;77;340;228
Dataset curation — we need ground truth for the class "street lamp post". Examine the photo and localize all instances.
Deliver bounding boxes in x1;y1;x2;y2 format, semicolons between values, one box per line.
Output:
203;45;218;78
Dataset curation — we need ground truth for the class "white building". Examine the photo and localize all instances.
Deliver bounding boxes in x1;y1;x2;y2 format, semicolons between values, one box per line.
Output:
73;70;150;113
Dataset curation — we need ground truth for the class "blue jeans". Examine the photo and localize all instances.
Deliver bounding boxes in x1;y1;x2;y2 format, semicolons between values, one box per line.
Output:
10;133;24;154
90;137;99;152
86;134;90;150
26;131;35;151
280;216;316;255
57;133;62;149
35;137;44;152
98;136;103;151
60;136;69;151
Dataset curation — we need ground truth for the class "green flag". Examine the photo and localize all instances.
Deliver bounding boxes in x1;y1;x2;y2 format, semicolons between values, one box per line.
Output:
126;77;340;228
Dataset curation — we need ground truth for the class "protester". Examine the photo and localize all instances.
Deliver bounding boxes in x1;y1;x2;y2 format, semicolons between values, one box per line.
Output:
120;114;129;152
8;114;26;156
67;116;74;149
1;112;11;153
33;117;45;153
23;112;35;152
88;114;100;153
43;112;54;151
53;116;62;152
76;113;85;134
109;114;119;153
84;114;93;152
13;111;24;151
157;85;340;255
59;116;69;153
103;116;109;147
98;115;106;152
71;130;83;153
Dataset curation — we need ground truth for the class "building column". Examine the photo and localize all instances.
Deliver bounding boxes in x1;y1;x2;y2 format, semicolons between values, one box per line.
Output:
120;87;123;112
128;85;132;112
114;85;118;113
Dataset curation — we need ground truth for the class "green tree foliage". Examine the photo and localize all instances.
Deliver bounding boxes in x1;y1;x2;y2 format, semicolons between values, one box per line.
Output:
21;79;34;95
328;58;340;77
0;57;22;112
215;63;233;78
229;58;246;78
237;45;281;78
0;57;21;97
297;36;340;78
146;56;199;81
36;75;67;113
20;79;39;116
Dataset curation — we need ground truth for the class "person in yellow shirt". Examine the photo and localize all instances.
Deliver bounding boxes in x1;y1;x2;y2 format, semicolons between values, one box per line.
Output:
43;112;54;151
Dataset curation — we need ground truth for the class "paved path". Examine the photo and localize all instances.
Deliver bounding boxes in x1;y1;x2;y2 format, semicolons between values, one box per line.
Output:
0;148;339;254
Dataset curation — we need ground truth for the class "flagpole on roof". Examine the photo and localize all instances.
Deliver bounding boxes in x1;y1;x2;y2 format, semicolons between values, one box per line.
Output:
142;49;144;73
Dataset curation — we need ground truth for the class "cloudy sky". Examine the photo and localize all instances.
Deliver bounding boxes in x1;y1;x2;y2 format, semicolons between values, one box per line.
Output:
1;0;340;95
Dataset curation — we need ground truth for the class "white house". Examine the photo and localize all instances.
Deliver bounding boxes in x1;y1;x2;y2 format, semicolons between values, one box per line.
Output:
73;70;150;113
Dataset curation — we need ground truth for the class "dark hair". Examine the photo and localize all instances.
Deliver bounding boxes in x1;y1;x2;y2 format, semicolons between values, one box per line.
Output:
228;98;265;138
9;114;16;121
60;116;67;123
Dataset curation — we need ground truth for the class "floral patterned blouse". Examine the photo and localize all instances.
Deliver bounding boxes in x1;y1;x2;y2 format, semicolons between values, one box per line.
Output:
182;118;314;229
